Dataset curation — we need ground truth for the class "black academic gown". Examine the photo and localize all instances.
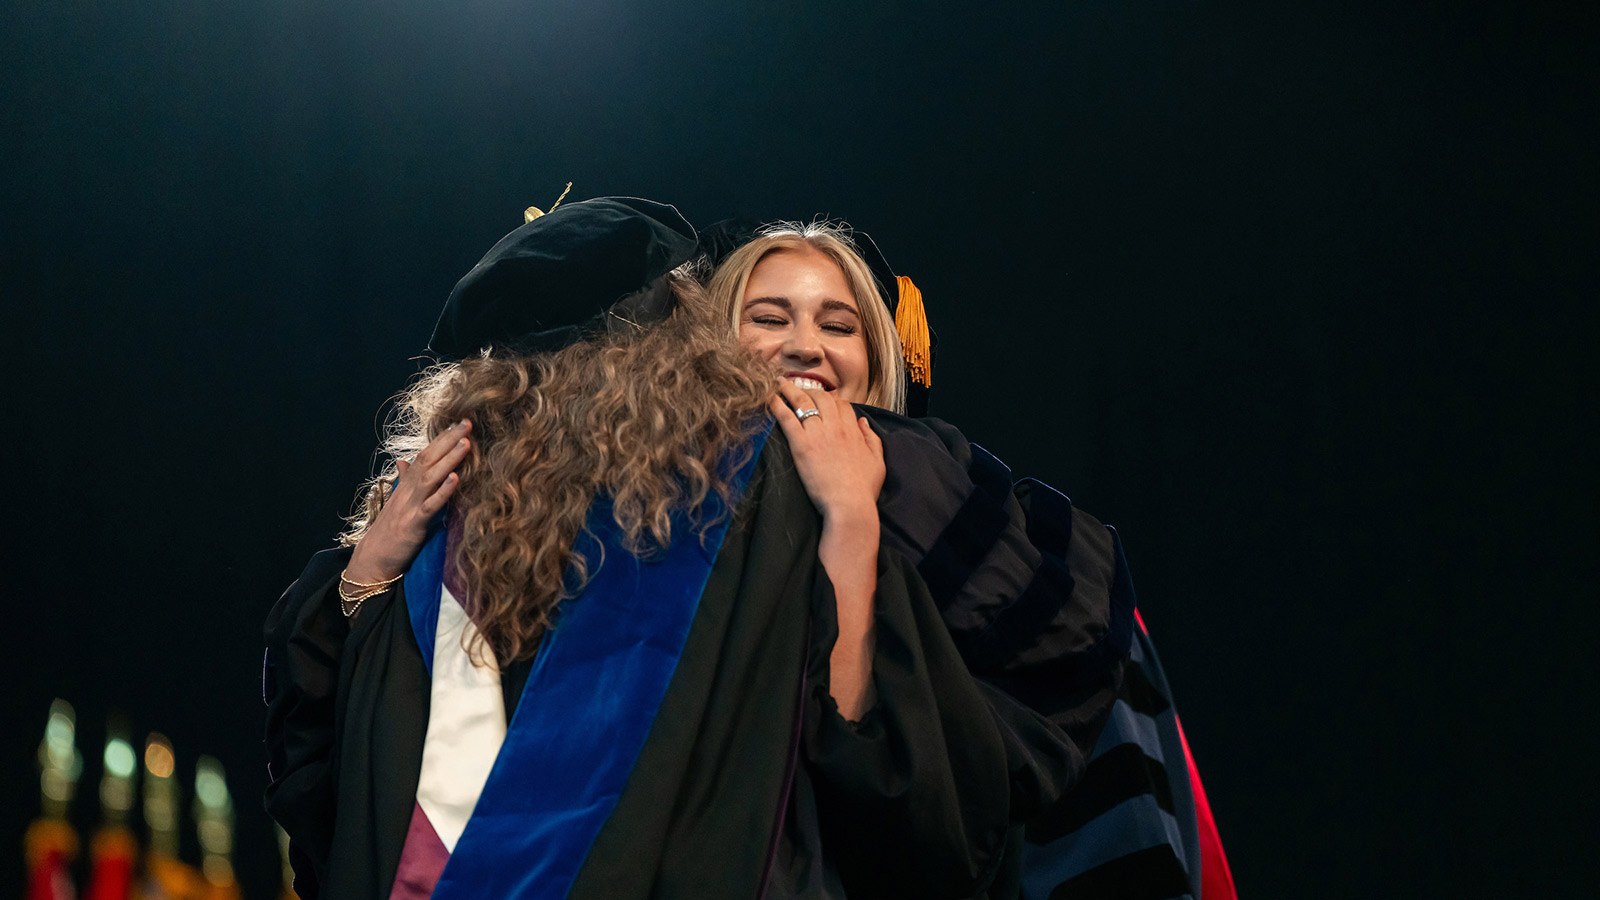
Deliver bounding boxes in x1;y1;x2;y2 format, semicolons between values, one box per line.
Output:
264;416;1124;900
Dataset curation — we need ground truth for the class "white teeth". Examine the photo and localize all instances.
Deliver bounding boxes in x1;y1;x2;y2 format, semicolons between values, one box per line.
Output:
788;376;827;391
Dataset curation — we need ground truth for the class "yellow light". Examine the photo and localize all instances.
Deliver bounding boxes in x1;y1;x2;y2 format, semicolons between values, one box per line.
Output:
144;735;175;779
198;819;232;851
202;856;235;886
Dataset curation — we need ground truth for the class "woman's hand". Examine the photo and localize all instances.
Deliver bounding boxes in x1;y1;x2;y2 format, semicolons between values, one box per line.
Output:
770;382;883;720
769;381;885;523
345;420;473;584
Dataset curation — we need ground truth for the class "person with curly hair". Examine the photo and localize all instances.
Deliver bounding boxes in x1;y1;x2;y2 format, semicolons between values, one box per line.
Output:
264;197;1134;900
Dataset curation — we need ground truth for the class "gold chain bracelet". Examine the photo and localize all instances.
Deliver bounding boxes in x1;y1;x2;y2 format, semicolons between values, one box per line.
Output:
337;570;402;618
340;570;404;590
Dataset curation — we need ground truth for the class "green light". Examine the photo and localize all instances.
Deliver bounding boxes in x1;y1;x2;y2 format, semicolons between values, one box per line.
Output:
104;739;136;778
195;756;229;808
46;714;74;748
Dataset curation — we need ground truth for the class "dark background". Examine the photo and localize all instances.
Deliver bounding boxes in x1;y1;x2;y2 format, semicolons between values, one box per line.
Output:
3;0;1594;897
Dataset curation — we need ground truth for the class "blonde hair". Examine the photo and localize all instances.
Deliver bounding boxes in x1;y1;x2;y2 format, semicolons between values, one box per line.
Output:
705;222;906;414
340;276;776;663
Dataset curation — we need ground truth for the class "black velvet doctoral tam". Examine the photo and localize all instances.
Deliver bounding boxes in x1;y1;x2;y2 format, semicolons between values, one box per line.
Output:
428;197;698;358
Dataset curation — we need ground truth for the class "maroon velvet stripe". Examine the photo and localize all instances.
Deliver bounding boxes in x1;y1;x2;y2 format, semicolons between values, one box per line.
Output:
388;803;449;900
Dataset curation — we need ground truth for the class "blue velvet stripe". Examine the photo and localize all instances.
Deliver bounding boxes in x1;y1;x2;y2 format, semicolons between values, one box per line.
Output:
1021;793;1188;899
1128;616;1202;898
432;427;768;900
1022;616;1202;900
403;520;449;676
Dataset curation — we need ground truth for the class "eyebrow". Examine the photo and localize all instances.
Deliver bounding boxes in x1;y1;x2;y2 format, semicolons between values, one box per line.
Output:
744;296;862;318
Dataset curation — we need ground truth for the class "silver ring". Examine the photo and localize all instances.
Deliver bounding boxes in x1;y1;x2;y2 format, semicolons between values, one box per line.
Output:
795;408;822;423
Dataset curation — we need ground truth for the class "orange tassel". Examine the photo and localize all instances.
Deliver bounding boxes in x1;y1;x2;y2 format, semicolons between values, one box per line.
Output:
895;275;932;387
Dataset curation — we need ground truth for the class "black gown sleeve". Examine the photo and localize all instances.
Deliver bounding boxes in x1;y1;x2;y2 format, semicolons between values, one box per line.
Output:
262;546;355;900
864;407;1133;758
801;408;1138;898
802;547;1084;899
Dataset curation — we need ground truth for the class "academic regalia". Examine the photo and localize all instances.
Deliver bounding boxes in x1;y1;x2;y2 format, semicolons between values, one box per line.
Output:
264;195;1229;899
698;215;1233;898
265;420;1118;900
870;412;1236;900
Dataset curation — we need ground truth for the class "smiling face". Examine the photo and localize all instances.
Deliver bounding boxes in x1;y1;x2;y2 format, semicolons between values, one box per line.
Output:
738;246;872;404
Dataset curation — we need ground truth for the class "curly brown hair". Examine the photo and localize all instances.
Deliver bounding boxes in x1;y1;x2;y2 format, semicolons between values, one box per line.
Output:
340;279;777;662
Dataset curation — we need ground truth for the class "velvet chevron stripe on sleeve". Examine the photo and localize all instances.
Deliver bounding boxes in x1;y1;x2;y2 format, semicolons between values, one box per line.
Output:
1021;616;1198;899
870;417;1236;900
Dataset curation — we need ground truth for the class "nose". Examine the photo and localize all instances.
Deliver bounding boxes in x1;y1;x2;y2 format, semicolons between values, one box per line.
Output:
780;321;823;367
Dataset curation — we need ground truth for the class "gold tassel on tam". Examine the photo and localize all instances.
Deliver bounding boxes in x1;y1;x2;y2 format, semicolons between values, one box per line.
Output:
895;275;932;387
524;182;574;223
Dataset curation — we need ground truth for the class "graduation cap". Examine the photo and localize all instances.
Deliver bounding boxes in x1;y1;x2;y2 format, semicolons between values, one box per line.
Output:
428;195;699;358
697;218;938;417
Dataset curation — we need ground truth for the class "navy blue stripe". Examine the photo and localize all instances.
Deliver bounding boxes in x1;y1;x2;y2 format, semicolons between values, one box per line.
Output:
1015;477;1073;557
1013;658;1166;738
944;489;1137;687
1028;743;1177;846
914;444;1014;605
967;441;1017;498
1004;526;1140;722
1089;700;1169;766
1046;844;1193;900
1121;658;1172;719
953;551;1078;673
1020;795;1188;900
403;517;449;675
1106;527;1138;657
929;452;1082;674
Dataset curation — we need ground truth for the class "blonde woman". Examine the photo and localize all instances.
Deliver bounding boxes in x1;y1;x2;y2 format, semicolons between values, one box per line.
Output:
263;198;1086;900
704;219;1233;900
707;221;908;415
